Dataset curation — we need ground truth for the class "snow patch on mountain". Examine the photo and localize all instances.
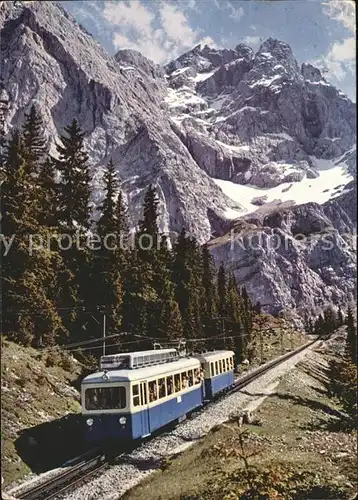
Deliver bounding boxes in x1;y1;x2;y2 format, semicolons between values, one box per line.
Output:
214;156;353;218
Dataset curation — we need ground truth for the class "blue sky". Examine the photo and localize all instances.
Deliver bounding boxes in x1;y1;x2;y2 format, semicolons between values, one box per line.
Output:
61;0;356;100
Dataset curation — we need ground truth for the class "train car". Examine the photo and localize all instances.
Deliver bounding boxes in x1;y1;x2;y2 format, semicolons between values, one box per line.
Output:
81;356;203;443
194;350;235;399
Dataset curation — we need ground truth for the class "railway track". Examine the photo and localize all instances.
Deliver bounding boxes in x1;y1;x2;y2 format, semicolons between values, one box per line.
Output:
14;339;317;500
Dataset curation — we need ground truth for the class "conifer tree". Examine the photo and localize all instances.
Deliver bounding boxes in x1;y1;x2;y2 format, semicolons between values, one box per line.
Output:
201;244;218;321
226;274;245;358
172;229;203;339
346;306;357;364
22;104;47;176
37;157;58;227
137;184;160;261
337;306;344;327
92;159;126;337
217;263;227;318
55;119;92;338
314;313;325;336
97;159;119;238
323;305;338;334
2;131;65;346
56;119;91;230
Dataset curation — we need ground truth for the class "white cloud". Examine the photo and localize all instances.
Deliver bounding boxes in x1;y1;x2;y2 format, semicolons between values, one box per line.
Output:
322;0;355;34
102;0;216;64
241;35;261;49
103;1;154;37
159;3;197;46
317;0;356;86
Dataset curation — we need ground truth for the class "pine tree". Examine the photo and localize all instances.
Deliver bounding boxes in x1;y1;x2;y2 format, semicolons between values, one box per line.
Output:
56;119;91;230
97;159;119;238
226;274;245;359
323;305;338;334
337;306;344;327
2;131;65;346
54;120;92;339
22;104;47;176
137;184;160;259
314;313;325;336
92;159;127;338
217;263;227;318
346;306;357;364
201;244;218;321
37;157;58;227
172;229;204;340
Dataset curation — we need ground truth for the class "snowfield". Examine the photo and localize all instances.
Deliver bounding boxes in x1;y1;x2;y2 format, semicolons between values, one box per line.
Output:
214;156;353;218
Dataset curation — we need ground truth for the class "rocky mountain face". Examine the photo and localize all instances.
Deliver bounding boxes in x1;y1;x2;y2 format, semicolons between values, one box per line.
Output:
1;1;356;316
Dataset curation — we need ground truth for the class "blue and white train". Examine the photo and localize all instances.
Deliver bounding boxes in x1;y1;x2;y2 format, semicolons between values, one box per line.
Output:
81;348;235;443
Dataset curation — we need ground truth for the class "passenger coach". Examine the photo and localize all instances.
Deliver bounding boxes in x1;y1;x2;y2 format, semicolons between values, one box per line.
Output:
194;350;235;398
82;356;203;443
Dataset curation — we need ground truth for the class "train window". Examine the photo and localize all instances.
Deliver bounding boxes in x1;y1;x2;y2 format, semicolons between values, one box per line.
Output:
148;380;158;402
215;361;218;375
174;373;181;392
85;387;126;410
133;384;140;407
140;383;147;405
194;368;200;384
231;357;234;369
226;358;230;371
166;375;174;395
181;371;189;390
158;377;166;399
210;362;214;377
188;370;194;387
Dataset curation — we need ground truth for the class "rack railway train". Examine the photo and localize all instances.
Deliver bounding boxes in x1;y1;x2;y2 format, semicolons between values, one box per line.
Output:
81;348;235;443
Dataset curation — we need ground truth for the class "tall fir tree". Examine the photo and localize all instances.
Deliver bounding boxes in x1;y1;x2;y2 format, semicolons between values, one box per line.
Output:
22;104;47;177
55;119;92;339
217;263;227;318
337;306;344;327
92;159;126;339
346;306;357;364
201;244;218;322
56;119;91;230
172;229;204;340
97;159;118;238
2;131;65;346
137;183;160;262
37;157;58;227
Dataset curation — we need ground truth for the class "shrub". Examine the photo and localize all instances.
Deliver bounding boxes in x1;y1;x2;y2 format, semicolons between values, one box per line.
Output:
44;348;62;367
328;358;357;428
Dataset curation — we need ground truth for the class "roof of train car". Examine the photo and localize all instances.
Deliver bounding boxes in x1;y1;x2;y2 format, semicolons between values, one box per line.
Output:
194;350;235;362
82;356;201;384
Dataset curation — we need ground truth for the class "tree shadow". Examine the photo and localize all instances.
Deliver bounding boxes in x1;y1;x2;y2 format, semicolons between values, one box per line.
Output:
14;413;89;473
238;389;345;425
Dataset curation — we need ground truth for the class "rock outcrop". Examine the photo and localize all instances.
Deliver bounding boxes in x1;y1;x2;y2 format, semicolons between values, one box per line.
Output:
1;1;356;315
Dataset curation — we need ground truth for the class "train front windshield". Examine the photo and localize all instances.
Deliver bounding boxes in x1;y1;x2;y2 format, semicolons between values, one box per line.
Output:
85;386;126;410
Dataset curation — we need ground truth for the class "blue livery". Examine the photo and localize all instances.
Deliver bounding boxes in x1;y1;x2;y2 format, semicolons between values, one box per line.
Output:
81;349;235;443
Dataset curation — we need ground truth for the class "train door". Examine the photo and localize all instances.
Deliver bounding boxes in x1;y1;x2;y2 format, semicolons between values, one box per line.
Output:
139;381;150;437
201;363;206;400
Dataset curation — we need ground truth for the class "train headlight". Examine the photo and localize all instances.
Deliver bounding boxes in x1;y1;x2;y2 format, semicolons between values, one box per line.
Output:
119;417;127;425
86;418;94;426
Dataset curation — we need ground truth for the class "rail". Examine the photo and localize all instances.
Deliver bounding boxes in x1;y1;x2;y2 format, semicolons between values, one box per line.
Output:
14;339;317;500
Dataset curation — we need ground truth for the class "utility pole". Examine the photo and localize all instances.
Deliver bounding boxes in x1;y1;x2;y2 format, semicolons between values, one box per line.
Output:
103;313;106;356
222;317;226;349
